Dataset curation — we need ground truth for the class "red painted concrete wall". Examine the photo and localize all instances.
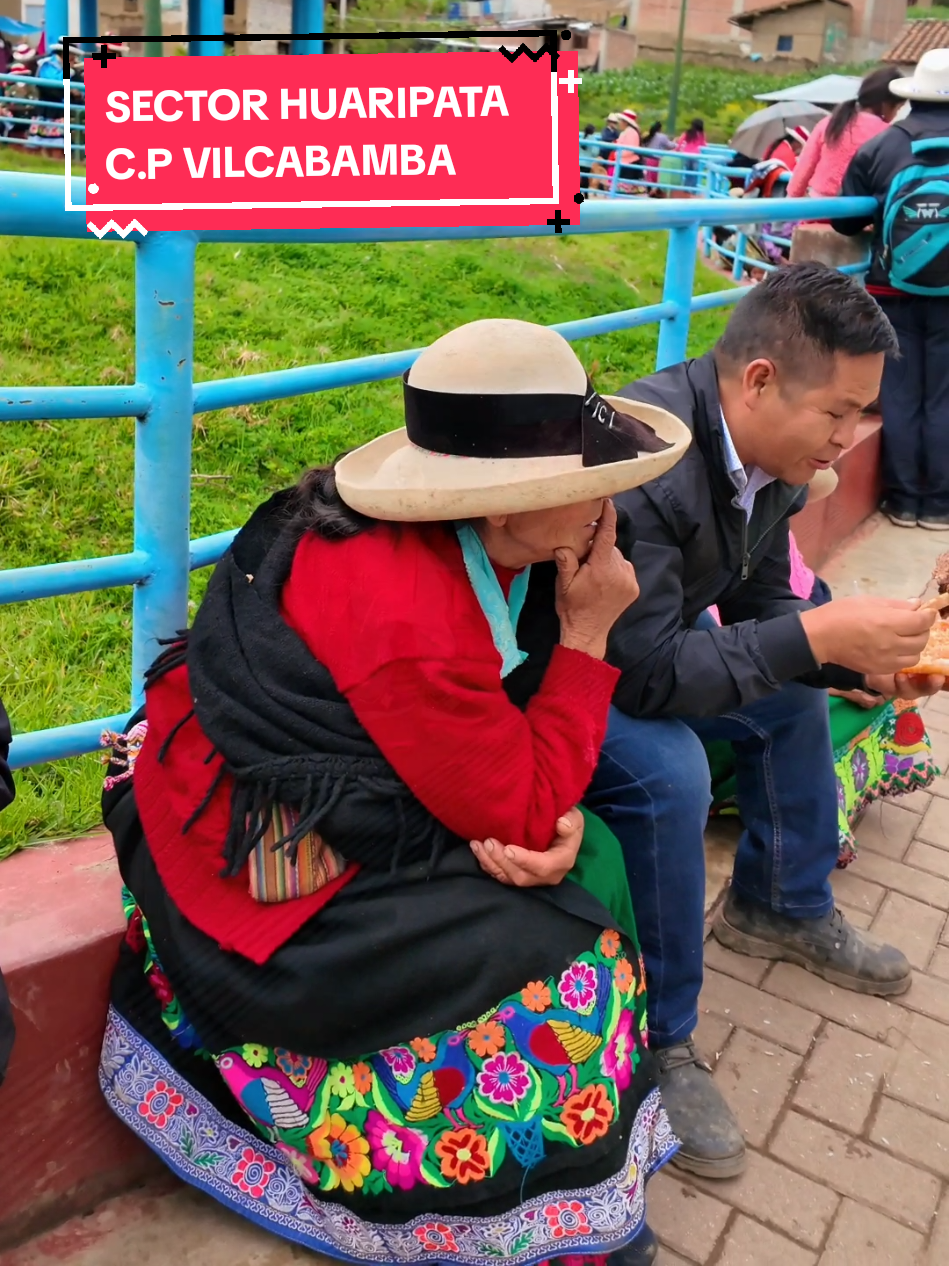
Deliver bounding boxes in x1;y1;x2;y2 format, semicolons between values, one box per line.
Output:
0;835;162;1249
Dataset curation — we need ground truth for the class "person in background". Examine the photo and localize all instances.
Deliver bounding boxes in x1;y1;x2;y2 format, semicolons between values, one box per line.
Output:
675;118;706;190
643;120;674;191
613;107;643;193
763;123;809;172
580;122;596;190
0;697;15;1088
832;49;949;530
0;37;13;75
788;66;903;203
589;112;623;191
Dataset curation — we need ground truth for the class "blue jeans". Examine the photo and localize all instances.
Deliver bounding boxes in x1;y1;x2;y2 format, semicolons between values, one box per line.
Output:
584;678;839;1048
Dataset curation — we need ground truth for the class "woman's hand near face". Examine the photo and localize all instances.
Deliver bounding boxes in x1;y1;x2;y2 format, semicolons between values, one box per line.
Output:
555;500;640;660
470;807;584;887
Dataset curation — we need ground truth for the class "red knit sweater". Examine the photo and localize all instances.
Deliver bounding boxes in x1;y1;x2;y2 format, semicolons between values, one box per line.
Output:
134;523;619;964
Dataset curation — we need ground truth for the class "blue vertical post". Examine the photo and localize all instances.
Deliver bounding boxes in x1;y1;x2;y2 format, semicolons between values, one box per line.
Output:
292;0;324;53
131;233;197;703
79;0;98;52
190;0;224;55
656;221;699;371
45;0;69;51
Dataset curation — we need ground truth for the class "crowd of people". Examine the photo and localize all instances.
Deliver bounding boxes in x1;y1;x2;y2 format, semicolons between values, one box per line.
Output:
581;109;706;196
0;31;125;154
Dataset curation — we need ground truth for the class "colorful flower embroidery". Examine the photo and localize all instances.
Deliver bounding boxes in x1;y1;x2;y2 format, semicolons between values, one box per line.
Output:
120;902;653;1207
275;1049;313;1082
435;1127;491;1184
468;1020;506;1057
562;1085;614;1144
381;1047;416;1081
601;1010;635;1094
559;963;597;1015
414;1223;460;1254
410;1036;437;1062
352;1062;373;1095
137;1079;183;1129
521;982;552;1013
276;1141;321;1185
231;1146;276;1198
329;1063;366;1109
895;710;926;747
851;747;870;792
544;1200;592;1238
613;958;634;994
147;968;175;1007
477;1052;532;1105
366;1110;427;1191
125;907;146;953
307;1115;371;1192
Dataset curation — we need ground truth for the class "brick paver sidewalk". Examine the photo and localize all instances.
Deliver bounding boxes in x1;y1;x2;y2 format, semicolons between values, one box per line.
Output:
649;691;949;1265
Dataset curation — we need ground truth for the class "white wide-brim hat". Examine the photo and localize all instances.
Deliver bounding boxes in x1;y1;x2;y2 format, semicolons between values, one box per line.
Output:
890;48;949;102
335;320;692;522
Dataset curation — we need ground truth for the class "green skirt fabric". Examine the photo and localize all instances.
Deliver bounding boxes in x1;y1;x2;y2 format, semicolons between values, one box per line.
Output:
570;807;637;938
707;697;940;867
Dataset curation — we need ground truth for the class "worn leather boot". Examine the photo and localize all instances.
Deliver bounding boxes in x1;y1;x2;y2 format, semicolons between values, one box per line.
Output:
610;1224;659;1264
713;889;912;996
657;1041;746;1179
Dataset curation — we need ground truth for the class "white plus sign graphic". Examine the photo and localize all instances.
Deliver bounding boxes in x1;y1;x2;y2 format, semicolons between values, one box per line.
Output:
558;70;582;94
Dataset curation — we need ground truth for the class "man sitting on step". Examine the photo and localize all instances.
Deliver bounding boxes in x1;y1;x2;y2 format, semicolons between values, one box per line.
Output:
582;263;945;1179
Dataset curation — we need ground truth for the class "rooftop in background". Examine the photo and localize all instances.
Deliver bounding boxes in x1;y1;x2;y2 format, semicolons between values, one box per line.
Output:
731;0;851;27
753;72;863;104
884;17;949;64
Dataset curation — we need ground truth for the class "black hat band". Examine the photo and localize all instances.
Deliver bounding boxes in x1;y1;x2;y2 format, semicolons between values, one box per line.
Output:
402;373;672;468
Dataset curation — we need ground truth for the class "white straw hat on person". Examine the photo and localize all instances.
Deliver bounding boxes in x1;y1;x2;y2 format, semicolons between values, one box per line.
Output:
335;320;691;522
889;49;949;102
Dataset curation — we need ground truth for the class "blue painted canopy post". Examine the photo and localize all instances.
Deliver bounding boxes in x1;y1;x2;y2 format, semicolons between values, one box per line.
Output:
44;0;69;52
291;0;324;54
79;0;98;53
189;0;224;56
656;221;699;370
131;233;198;705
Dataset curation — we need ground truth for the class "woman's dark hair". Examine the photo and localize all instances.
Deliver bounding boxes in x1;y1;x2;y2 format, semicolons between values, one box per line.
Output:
685;118;704;141
583;123;595;136
288;462;376;539
826;65;901;146
646;121;663;142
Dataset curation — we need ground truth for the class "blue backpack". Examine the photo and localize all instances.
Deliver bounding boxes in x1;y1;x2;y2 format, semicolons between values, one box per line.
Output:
881;124;949;296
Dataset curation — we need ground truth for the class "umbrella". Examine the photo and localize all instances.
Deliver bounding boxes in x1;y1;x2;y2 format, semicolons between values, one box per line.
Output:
731;101;828;161
753;75;861;107
0;18;42;36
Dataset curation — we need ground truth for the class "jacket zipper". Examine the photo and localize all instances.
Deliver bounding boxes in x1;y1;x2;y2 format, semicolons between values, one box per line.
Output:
740;514;750;581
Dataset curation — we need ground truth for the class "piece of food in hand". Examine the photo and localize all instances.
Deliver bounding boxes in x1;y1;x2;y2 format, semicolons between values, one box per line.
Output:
934;550;949;595
898;617;949;676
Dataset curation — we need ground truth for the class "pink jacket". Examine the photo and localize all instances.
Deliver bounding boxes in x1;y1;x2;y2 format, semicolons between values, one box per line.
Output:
786;113;890;200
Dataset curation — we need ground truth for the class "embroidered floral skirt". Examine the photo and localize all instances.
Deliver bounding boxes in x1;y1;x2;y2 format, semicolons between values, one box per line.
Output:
100;813;676;1266
707;697;939;867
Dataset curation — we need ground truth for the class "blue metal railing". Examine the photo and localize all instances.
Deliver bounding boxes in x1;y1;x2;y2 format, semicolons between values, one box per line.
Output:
0;166;875;770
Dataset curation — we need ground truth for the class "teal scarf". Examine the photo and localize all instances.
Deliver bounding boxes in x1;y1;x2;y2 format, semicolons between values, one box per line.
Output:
455;524;530;678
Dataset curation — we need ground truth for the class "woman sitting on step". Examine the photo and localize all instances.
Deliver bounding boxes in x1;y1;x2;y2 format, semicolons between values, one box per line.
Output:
98;320;691;1266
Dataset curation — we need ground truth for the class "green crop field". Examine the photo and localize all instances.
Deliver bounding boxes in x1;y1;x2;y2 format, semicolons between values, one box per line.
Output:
0;80;744;855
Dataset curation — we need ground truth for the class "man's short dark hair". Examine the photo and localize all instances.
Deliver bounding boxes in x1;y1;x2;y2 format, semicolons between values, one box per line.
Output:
714;262;898;381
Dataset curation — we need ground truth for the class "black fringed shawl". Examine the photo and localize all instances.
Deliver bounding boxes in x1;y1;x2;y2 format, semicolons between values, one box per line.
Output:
146;490;455;879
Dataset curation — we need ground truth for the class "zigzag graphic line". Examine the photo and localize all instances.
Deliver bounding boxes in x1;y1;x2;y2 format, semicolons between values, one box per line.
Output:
499;43;548;63
86;219;148;239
